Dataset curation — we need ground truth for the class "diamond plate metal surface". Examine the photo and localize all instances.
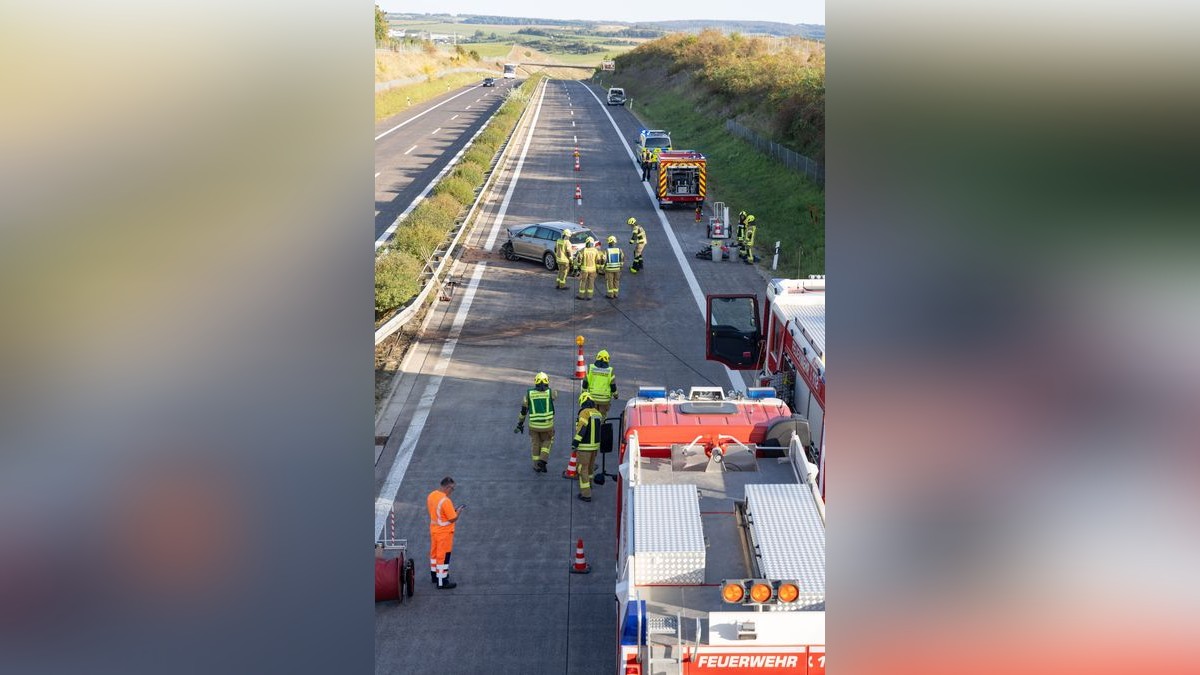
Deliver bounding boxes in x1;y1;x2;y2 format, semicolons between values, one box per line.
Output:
745;483;825;609
634;484;705;584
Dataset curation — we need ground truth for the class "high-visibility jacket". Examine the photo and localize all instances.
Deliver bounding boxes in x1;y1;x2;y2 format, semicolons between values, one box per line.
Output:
605;247;624;271
554;237;571;263
427;489;457;535
573;407;604;450
629;226;646;247
735;218;746;244
585;363;615;402
579;246;602;273
520;387;555;430
744;224;756;247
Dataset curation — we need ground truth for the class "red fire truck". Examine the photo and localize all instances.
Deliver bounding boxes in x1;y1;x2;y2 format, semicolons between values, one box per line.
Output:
608;386;825;674
705;277;825;498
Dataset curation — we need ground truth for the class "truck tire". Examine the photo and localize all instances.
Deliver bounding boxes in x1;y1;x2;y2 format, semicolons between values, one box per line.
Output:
761;415;813;458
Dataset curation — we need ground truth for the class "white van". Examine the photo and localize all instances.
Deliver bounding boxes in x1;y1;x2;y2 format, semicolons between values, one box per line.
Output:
607;87;626;105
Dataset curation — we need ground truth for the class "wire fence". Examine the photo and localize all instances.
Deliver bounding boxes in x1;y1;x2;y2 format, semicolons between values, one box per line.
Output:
725;120;824;186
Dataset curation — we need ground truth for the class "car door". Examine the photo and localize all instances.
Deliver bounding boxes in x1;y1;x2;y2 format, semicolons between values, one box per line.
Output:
534;227;558;259
513;225;540;259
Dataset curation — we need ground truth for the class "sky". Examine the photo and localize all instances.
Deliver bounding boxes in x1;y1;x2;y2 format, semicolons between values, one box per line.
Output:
377;1;824;26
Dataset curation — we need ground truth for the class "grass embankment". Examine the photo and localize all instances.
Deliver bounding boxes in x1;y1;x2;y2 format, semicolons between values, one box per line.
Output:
612;31;825;275
375;75;546;315
376;72;495;122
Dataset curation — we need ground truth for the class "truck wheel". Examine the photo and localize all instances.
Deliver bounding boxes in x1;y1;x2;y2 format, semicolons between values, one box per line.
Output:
543;252;557;270
501;242;516;261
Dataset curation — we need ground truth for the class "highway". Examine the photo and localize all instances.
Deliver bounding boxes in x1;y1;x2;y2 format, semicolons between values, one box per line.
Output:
374;77;516;245
374;78;773;674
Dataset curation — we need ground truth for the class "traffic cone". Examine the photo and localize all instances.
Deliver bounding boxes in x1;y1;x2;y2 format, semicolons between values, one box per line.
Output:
562;451;578;479
574;184;582;206
570;538;591;574
573;344;586;379
574;157;580;171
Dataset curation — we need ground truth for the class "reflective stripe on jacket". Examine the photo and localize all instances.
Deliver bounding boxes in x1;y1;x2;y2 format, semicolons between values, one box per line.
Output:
580;247;602;272
573;408;604;450
585;364;614;402
555;237;571;262
427;490;456;534
605;247;624;271
525;388;555;429
629;226;646;246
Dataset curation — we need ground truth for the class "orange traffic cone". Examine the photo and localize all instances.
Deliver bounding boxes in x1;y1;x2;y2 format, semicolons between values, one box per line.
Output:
574;184;582;205
562;451;578;479
574;157;580;171
573;345;586;379
570;538;591;574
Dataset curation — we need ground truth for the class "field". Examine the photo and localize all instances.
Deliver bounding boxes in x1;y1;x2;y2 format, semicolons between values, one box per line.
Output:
387;18;647;65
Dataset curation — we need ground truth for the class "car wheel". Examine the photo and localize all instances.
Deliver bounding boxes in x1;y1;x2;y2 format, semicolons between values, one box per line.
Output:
502;242;516;261
543;252;557;271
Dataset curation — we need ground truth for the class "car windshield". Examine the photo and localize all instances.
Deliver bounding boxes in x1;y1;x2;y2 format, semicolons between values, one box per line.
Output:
646;137;670;149
568;230;594;245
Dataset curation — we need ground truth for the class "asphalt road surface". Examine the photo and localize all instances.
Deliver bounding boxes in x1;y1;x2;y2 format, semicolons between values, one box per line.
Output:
374;78;774;675
375;78;517;245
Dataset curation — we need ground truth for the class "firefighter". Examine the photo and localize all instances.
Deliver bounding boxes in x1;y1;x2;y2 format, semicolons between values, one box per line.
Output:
515;371;557;473
571;392;604;502
554;229;572;290
427;476;465;589
603;235;625;298
576;236;602;300
640;147;653;181
628;217;646;274
582;349;618;418
735;210;748;250
740;215;757;264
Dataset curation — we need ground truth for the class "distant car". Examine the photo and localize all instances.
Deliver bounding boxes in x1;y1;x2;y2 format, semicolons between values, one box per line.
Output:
607;87;626;105
502;221;597;270
482;77;496;87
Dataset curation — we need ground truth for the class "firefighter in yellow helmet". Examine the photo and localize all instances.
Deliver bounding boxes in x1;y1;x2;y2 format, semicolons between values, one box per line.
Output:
628;217;646;274
554;229;573;290
515;371;557;473
582;349;617;419
740;215;757;264
576;236;602;300
603;235;625;299
735;210;748;249
569;391;604;501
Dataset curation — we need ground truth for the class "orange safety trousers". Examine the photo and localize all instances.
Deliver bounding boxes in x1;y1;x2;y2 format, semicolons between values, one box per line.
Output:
430;532;454;585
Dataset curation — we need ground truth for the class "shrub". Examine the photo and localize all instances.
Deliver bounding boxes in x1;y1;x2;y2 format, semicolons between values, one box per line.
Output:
391;220;446;261
375;250;423;312
409;198;456;233
434;176;476;205
464;146;493;167
452;163;483;187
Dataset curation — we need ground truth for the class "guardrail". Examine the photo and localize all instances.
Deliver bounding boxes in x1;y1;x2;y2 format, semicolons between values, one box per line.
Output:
724;120;824;186
374;77;547;346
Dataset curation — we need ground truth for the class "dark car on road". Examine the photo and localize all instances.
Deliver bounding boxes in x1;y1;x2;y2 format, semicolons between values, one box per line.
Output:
482;77;496;87
502;221;596;270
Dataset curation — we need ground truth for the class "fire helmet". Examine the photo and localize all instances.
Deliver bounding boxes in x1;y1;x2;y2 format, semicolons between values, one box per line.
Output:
606;235;617;245
596;349;610;363
585;236;595;246
534;372;550;385
561;229;571;238
627;217;637;226
746;215;756;224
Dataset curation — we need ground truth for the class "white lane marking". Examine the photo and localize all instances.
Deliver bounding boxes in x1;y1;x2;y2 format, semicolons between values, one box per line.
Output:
476;98;481;102
375;172;381;178
573;135;577;144
375;87;477;141
431;128;441;135
374;264;487;538
572;121;575;127
465;106;471;110
404;145;417;155
580;82;745;393
450;114;459;120
482;80;549;251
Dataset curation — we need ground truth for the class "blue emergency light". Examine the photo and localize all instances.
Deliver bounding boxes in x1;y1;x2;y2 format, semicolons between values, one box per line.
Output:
637;386;667;399
620;600;647;645
745;387;777;400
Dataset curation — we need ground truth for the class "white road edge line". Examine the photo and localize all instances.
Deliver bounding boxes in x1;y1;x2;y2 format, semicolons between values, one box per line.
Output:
374;263;487;538
579;82;746;393
375;87;477;141
374;172;381;178
482;79;549;252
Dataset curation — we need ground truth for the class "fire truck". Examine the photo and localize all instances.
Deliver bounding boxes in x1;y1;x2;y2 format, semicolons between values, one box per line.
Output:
609;386;825;674
655;150;707;209
704;277;826;499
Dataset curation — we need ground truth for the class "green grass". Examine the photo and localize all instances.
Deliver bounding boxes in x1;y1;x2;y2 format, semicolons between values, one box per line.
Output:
634;86;824;276
376;71;494;122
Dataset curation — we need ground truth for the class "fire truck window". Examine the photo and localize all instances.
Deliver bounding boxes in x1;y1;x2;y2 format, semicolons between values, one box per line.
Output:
710;297;758;333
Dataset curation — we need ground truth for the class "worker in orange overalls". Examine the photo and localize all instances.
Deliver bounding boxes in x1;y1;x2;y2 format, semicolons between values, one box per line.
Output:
427;476;466;589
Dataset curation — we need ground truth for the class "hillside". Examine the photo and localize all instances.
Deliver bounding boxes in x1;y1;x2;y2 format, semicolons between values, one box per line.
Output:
642;20;824;40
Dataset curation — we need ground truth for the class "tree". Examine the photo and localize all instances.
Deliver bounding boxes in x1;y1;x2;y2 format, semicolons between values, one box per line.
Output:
375;5;388;42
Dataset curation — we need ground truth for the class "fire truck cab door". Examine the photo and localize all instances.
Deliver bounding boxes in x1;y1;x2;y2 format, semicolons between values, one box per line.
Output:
705;294;764;370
